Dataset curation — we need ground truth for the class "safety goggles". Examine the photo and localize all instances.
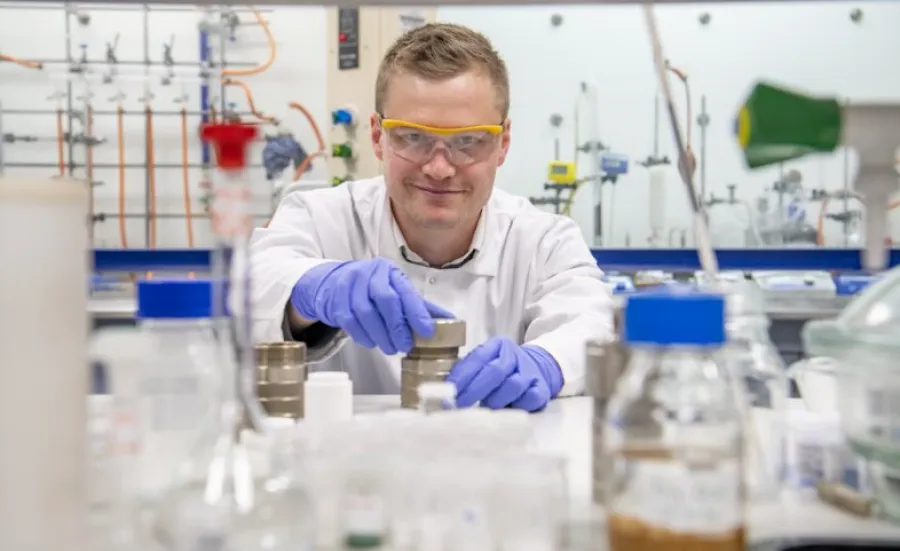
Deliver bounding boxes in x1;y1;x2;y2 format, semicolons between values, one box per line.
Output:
378;115;504;166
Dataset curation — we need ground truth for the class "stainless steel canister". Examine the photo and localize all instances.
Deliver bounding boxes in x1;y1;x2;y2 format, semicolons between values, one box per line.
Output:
255;342;308;419
586;331;630;506
400;319;466;409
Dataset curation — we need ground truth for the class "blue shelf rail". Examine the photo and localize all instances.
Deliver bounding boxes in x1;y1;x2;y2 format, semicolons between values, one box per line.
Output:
93;248;900;274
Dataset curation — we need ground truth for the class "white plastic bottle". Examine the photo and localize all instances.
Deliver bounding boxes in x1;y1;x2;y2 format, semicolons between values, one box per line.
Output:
134;279;220;501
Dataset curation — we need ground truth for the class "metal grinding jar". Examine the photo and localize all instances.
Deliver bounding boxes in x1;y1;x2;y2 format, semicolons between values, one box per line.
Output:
587;325;630;505
255;342;308;420
401;319;466;409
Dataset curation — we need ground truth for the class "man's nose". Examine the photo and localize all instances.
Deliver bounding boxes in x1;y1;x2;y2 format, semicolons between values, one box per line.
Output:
421;146;456;180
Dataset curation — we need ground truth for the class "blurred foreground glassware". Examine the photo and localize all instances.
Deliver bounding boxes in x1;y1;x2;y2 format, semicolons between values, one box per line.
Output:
604;291;745;551
805;267;900;521
708;279;788;501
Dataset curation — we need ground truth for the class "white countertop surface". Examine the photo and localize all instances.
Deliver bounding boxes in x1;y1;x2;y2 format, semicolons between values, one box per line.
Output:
352;394;900;546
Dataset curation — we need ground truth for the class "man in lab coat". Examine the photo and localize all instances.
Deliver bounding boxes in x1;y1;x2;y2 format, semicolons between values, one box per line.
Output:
250;23;614;412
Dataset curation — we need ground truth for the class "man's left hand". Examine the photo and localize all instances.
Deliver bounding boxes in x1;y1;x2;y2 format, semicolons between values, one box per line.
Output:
447;337;563;412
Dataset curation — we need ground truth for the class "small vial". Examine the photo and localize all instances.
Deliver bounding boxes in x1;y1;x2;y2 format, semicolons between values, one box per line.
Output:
417;381;457;414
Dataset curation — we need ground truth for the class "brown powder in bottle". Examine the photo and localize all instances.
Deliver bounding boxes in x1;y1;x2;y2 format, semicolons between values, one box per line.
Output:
608;513;745;551
606;446;745;551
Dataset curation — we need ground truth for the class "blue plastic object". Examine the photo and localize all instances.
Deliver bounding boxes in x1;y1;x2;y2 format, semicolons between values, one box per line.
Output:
262;134;309;180
332;108;355;126
624;291;726;347
834;274;880;296
600;152;629;177
136;279;214;319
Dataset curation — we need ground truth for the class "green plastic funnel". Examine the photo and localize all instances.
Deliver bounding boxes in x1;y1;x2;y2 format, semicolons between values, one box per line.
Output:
735;82;843;168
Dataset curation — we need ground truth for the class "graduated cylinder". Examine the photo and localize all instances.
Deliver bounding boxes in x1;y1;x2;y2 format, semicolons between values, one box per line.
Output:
255;342;308;420
401;319;466;409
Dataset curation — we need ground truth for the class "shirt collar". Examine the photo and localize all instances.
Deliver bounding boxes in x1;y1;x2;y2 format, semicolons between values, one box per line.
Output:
389;206;487;270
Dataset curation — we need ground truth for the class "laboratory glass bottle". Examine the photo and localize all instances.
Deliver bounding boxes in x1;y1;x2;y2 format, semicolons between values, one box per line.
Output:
715;279;788;501
603;291;746;551
134;279;221;503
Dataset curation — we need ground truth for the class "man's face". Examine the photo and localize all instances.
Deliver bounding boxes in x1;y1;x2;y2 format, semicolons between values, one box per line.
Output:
371;70;511;231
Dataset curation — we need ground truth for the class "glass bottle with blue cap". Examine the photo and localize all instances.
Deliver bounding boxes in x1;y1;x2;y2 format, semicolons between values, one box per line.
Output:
603;291;746;551
134;279;221;503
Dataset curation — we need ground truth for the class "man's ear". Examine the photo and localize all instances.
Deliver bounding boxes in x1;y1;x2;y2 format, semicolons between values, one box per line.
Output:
497;118;511;166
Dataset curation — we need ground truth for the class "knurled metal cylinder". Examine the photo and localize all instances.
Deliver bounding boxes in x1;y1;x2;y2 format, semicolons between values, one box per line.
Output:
255;342;307;420
587;333;630;506
401;319;466;409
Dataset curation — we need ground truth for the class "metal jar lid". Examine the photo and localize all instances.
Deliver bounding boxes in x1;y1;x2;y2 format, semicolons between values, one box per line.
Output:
412;319;466;349
255;341;307;366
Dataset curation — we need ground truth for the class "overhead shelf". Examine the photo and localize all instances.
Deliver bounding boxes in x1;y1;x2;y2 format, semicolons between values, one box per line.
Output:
92;248;900;274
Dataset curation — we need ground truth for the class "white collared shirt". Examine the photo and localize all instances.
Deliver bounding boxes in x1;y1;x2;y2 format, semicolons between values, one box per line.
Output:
249;176;614;396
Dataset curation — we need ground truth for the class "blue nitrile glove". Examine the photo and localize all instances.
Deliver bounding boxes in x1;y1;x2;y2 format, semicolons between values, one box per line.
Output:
447;337;564;412
290;258;455;355
262;134;309;180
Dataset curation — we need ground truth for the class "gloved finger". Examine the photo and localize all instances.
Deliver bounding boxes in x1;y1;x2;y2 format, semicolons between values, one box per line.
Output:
388;269;435;339
370;262;413;353
456;340;518;407
424;301;455;319
336;271;376;349
447;337;505;397
510;382;552;413
481;372;532;410
351;264;396;355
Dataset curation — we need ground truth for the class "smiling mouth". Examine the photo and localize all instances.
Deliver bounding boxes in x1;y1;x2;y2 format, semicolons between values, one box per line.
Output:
413;185;463;195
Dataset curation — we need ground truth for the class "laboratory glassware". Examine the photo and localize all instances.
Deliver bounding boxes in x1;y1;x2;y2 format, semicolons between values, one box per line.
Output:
154;122;316;550
604;291;745;551
707;279;788;502
805;267;900;520
135;279;220;501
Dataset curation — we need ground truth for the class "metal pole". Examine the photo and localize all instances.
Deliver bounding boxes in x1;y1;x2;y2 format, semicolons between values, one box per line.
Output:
698;95;708;200
143;2;151;248
64;3;75;179
0;100;5;175
652;93;659;158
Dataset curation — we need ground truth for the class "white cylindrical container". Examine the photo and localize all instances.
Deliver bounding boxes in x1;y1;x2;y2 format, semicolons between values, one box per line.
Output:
647;165;667;240
303;372;353;423
0;176;89;551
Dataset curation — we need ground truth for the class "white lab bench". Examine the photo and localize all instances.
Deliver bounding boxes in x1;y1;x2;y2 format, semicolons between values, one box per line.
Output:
353;395;900;547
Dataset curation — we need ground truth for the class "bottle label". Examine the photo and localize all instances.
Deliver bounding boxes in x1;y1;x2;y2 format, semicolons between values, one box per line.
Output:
611;459;742;534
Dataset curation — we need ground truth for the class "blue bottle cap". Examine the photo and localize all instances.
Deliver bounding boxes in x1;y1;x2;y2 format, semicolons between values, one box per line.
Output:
624;291;726;347
136;279;215;320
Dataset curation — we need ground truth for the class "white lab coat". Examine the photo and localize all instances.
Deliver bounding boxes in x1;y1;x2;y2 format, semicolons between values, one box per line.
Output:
249;176;614;397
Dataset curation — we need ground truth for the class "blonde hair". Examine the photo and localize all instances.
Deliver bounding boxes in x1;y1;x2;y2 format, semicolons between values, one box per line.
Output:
375;23;510;119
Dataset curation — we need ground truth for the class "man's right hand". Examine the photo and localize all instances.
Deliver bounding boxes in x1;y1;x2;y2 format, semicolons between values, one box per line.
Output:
290;258;454;355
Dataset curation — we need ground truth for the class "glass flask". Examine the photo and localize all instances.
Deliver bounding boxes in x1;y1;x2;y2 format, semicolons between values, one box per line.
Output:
804;266;900;521
604;291;746;551
706;279;788;501
152;363;315;551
